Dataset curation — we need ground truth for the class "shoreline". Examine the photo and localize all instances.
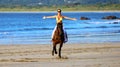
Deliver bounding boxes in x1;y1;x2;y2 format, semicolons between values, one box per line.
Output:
0;42;120;46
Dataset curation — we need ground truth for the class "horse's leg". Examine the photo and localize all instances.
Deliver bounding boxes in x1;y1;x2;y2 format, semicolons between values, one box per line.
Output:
52;43;57;56
54;44;57;54
52;43;55;56
58;42;63;58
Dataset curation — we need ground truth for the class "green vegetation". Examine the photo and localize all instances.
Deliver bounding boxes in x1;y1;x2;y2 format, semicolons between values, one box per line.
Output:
0;4;120;12
0;0;120;11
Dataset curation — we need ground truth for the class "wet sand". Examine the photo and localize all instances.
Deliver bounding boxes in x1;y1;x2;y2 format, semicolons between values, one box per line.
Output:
0;43;120;67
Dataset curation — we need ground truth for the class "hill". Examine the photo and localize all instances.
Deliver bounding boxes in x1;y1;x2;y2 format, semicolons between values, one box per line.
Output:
0;0;120;11
0;0;120;6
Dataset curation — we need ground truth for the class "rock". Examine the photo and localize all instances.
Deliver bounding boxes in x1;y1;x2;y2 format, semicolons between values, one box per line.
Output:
108;22;119;24
80;17;90;20
113;22;119;24
102;16;119;20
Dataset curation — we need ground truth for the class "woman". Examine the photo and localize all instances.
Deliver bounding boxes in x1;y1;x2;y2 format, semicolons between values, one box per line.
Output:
43;9;76;58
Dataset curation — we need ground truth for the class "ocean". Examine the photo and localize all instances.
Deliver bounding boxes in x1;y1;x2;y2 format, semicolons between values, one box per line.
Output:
0;12;120;45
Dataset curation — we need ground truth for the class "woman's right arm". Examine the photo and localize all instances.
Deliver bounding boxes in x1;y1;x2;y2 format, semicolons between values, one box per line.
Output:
43;15;56;19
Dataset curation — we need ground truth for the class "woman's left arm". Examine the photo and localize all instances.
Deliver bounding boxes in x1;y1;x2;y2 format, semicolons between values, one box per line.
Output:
63;16;77;20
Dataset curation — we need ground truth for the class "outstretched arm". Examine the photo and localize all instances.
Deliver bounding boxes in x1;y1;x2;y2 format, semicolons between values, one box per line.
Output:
43;15;56;19
63;16;77;20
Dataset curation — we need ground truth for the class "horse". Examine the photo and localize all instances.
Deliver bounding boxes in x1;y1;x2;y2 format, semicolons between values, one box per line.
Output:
51;23;66;58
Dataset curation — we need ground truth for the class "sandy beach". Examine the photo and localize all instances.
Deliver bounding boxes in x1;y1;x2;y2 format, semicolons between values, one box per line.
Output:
0;43;120;67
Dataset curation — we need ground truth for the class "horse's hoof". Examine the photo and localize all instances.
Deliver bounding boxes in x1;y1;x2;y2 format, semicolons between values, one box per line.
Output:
52;52;54;56
55;52;57;54
59;56;61;58
57;56;68;59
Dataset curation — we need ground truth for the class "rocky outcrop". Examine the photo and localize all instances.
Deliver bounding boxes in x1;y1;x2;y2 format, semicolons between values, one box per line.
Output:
80;17;90;20
102;16;119;20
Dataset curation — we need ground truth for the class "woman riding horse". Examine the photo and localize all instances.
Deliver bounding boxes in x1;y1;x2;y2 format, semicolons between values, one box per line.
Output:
43;9;76;58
